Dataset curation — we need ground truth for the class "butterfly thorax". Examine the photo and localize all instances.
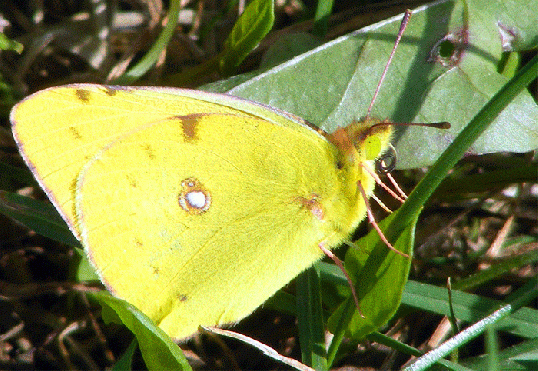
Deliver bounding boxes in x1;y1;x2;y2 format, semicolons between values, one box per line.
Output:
317;119;393;247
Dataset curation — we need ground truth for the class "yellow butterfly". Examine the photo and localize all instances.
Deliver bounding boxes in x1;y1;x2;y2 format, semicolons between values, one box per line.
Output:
10;84;393;339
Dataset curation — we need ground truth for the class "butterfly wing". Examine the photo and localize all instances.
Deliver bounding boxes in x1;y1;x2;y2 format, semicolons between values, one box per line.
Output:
77;113;353;338
10;84;310;238
12;84;375;339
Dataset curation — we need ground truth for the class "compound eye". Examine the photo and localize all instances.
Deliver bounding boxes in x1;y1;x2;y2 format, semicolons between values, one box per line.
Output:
376;146;397;173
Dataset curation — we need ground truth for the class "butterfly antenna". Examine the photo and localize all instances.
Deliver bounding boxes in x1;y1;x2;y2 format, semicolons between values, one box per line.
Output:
366;9;412;119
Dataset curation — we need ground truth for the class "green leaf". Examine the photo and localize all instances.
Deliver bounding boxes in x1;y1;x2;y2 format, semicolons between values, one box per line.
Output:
205;0;538;169
405;305;514;370
219;0;275;75
464;338;538;370
75;250;100;282
402;279;538;339
91;291;191;371
404;279;538;370
327;212;416;340
112;0;182;84
0;33;23;53
312;0;335;37
259;32;322;69
111;340;138;371
0;190;80;247
296;266;328;369
452;247;538;292
0;161;38;188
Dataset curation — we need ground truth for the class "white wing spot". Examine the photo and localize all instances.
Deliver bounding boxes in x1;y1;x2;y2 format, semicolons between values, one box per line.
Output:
178;177;211;214
185;191;206;208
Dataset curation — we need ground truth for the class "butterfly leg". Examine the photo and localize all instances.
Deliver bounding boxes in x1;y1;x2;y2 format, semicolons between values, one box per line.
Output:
318;242;364;318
